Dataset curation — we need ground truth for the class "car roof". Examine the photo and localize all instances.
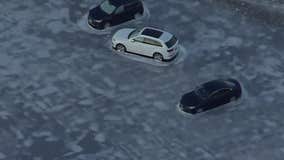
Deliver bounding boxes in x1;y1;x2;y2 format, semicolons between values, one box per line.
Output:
202;80;232;94
141;28;163;38
110;0;139;6
140;27;173;42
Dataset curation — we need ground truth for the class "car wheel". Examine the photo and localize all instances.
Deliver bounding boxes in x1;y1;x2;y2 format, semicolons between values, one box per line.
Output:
116;44;126;52
230;96;237;102
134;12;143;19
153;53;163;62
196;108;203;113
104;22;110;29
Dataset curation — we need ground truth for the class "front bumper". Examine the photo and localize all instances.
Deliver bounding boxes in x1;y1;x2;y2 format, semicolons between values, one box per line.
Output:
88;18;104;30
177;103;197;114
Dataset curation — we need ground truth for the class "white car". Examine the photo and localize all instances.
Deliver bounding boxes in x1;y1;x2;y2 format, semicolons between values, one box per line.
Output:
112;27;179;61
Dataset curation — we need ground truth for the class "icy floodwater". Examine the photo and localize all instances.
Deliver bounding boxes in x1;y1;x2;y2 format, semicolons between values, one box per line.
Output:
0;0;284;160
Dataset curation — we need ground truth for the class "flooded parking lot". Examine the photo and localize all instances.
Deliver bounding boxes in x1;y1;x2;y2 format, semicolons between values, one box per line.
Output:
0;0;284;159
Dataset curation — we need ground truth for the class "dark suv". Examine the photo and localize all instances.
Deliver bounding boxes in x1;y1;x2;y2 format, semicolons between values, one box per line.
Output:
88;0;144;30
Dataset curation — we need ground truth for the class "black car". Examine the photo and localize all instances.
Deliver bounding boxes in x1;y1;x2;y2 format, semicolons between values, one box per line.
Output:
88;0;144;30
179;79;242;114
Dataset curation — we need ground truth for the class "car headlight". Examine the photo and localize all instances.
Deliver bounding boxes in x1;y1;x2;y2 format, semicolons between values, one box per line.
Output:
94;19;103;23
189;106;196;109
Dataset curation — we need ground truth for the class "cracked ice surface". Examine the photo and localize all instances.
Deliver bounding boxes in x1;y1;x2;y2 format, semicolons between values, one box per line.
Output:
0;0;284;160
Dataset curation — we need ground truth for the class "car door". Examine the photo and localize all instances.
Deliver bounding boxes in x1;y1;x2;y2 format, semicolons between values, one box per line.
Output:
111;5;127;25
127;36;146;55
142;37;162;57
206;89;232;110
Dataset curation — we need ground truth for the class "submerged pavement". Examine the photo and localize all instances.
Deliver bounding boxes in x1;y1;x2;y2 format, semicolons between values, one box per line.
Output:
0;0;284;160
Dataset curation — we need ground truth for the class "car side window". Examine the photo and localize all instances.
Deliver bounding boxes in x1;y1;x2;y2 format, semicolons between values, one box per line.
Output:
210;89;231;99
133;37;144;43
125;2;137;10
115;6;125;14
143;38;163;47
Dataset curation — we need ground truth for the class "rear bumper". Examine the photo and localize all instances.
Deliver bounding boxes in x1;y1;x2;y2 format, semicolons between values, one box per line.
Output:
163;51;178;62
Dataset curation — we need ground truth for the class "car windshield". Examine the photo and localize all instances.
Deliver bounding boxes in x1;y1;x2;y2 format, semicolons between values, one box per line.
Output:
224;80;235;87
128;29;141;39
100;0;116;14
165;35;177;48
194;86;209;99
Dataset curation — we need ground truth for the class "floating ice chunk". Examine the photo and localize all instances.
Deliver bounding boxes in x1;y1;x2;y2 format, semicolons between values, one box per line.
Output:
264;120;277;127
69;143;83;153
142;123;152;132
94;133;106;143
92;87;115;98
37;86;58;96
104;114;122;121
36;50;50;58
153;101;169;111
0;111;10;119
79;99;93;106
0;54;11;66
23;139;33;147
32;131;52;137
223;37;243;47
0;153;6;159
47;20;66;34
10;126;24;140
103;77;116;88
92;63;105;70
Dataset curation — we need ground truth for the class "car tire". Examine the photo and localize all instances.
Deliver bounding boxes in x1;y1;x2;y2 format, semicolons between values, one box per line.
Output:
196;108;203;113
153;53;163;62
230;96;237;102
116;44;126;52
134;12;143;19
104;22;110;29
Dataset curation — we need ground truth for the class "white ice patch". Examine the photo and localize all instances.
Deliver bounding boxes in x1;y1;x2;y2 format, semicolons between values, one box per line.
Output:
222;37;243;47
37;86;58;96
0;111;10;119
94;133;106;143
23;139;33;147
78;99;93;106
104;114;122;121
69;143;83;153
0;54;12;67
46;20;66;34
153;101;169;111
0;153;6;159
103;77;116;88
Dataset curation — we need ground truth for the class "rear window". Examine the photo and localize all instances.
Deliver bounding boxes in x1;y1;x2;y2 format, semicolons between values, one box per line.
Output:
165;36;177;48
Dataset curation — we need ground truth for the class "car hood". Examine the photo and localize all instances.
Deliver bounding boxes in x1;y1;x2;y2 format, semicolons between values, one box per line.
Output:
89;6;109;20
113;28;135;41
180;92;202;107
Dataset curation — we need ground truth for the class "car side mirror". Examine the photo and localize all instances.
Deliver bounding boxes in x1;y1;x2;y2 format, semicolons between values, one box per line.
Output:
130;39;135;42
